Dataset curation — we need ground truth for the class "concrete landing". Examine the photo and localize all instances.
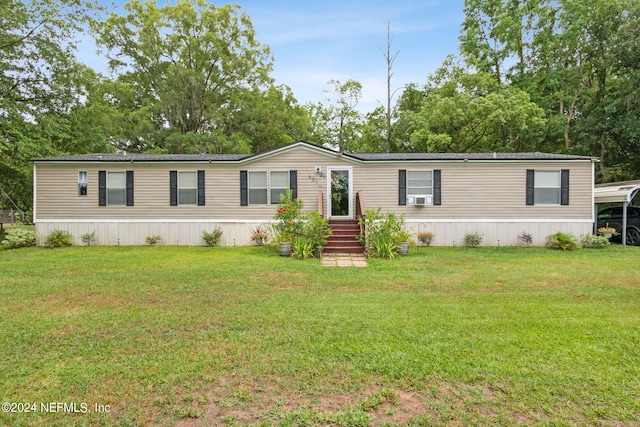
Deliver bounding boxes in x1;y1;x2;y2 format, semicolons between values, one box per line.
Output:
321;253;367;267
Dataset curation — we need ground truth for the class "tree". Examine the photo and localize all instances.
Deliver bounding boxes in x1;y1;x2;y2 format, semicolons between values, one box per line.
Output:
92;0;306;153
308;79;364;152
380;22;400;153
395;62;546;153
1;0;100;210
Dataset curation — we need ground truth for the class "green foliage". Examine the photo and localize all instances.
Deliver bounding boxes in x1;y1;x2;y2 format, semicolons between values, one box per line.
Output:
1;228;37;249
307;79;364;152
359;208;408;259
581;233;611;249
90;0;308;154
291;237;315;260
145;235;162;246
272;190;331;259
464;231;483;248
546;232;580;251
45;229;73;248
202;228;223;247
272;189;304;243
81;232;97;246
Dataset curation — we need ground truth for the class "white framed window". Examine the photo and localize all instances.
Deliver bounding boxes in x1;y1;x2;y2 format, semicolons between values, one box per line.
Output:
270;171;289;205
78;171;87;196
248;171;289;205
534;170;560;204
178;171;198;205
406;170;433;205
107;172;126;206
248;171;268;205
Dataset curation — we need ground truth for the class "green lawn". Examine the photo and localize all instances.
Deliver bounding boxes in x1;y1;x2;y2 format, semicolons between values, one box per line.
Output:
1;245;639;426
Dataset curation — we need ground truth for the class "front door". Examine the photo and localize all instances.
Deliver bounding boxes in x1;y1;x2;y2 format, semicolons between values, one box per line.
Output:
327;167;352;218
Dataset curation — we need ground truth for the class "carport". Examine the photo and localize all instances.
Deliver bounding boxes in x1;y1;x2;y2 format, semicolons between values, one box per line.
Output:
594;180;640;245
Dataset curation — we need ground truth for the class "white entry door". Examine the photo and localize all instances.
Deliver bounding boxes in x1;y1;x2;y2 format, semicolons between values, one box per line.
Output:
327;167;352;218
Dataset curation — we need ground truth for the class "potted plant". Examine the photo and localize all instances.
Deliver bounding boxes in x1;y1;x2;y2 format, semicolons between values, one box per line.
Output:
418;231;434;246
597;227;618;238
394;230;412;256
250;225;268;245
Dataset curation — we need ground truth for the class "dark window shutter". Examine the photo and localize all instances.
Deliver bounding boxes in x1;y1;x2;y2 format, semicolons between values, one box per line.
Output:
126;170;134;206
561;169;569;205
197;170;205;206
433;170;441;206
98;171;106;206
289;170;298;200
526;169;535;205
240;170;248;206
169;171;178;206
399;170;406;206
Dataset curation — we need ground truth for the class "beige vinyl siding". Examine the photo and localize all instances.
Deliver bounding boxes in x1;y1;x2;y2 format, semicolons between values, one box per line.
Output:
353;161;593;220
35;150;593;222
34;144;595;246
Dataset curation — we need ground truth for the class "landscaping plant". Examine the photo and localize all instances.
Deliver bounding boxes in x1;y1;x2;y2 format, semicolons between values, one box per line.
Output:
145;235;162;246
464;231;483;247
44;229;73;248
546;231;580;250
359;208;408;259
202;227;223;246
81;231;97;246
1;228;37;249
581;233;610;249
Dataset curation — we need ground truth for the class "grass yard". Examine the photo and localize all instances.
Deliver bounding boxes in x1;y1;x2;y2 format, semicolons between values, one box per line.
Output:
0;244;639;426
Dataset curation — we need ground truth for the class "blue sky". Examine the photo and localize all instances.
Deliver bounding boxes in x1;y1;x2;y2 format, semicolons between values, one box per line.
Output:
85;0;465;113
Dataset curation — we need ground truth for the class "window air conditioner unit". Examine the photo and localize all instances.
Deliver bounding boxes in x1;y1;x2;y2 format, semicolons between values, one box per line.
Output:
414;195;432;205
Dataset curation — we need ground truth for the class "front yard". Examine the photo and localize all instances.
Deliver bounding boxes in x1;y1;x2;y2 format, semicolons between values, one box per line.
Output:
1;245;638;426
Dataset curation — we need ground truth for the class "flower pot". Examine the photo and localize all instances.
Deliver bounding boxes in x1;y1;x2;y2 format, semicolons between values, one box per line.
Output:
254;237;264;246
421;237;431;246
278;242;292;257
397;241;410;256
603;232;612;238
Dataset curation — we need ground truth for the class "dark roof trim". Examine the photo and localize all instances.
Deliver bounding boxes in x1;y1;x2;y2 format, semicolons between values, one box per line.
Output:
32;141;598;163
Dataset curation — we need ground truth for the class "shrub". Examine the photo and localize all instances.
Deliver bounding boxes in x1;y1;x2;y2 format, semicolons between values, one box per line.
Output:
271;191;331;258
359;208;407;259
1;228;37;249
292;237;315;259
202;228;223;246
145;235;162;246
581;233;610;249
464;231;483;248
81;232;96;246
45;229;73;248
302;211;332;249
518;231;533;247
272;189;303;243
546;232;580;251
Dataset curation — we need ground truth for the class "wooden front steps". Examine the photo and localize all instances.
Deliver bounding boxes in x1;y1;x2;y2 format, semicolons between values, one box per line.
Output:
323;219;366;255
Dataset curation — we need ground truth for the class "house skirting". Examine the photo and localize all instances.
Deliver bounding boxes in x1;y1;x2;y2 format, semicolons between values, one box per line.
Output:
35;219;593;247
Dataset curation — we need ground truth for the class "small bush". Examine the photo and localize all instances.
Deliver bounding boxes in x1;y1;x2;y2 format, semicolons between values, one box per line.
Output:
464;231;483;248
358;208;407;259
291;237;315;259
1;228;37;249
518;231;533;247
145;235;162;246
581;233;610;249
81;232;97;246
202;228;223;246
45;229;73;248
546;232;580;251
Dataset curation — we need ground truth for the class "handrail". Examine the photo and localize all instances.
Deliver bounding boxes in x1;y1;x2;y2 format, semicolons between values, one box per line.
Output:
318;191;324;218
355;191;365;219
355;191;366;251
